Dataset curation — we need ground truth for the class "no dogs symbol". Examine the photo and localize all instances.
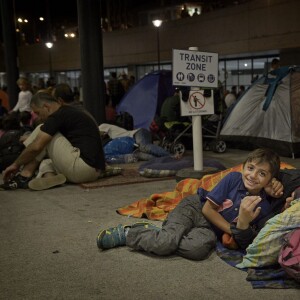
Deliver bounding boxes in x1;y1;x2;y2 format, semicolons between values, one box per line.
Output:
189;91;206;109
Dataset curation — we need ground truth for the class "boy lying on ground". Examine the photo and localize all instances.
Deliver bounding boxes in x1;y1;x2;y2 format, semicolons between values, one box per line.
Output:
96;148;284;260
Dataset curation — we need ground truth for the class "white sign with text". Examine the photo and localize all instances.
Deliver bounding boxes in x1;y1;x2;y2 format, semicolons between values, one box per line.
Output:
173;49;218;88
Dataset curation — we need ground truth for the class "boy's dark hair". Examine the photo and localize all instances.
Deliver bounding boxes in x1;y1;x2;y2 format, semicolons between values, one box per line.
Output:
243;148;280;178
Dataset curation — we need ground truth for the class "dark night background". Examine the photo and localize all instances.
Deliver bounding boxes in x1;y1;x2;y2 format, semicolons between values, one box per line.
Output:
0;1;239;44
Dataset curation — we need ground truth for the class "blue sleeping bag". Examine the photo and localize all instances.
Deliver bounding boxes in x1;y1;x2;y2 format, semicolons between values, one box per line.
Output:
104;137;136;156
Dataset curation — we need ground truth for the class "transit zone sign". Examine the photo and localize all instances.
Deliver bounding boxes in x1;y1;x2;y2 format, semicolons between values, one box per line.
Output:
172;49;218;88
180;90;214;116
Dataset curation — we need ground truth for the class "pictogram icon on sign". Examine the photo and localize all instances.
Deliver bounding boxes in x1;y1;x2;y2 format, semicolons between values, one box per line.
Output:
187;73;195;82
189;91;205;109
197;73;205;83
176;72;184;81
207;74;215;83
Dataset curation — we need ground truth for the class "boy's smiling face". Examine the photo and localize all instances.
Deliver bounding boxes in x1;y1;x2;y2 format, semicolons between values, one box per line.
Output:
242;160;272;195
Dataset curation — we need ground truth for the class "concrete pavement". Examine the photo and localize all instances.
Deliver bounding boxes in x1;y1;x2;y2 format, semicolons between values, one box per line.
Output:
1;148;300;300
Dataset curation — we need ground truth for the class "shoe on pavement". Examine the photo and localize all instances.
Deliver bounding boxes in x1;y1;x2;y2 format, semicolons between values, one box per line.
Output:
96;221;160;250
0;174;33;190
97;224;128;250
28;174;66;191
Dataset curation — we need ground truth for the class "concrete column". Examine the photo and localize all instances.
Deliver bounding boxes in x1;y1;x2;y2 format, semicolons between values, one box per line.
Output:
77;0;106;124
0;0;19;107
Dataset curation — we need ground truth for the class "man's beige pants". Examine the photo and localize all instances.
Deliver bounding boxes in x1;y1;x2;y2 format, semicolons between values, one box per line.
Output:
24;125;100;183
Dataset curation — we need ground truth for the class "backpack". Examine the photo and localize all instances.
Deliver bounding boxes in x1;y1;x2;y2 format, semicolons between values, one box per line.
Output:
0;130;25;172
278;228;300;282
115;111;134;130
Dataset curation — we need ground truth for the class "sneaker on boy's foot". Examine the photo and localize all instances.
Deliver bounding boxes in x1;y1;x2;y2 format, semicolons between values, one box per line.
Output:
97;224;129;250
28;174;66;191
0;174;32;190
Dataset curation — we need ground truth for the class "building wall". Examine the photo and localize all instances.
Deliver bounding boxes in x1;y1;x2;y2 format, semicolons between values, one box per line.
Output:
3;0;300;73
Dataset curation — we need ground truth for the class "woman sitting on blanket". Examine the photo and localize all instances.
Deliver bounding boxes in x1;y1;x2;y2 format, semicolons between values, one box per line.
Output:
96;148;290;260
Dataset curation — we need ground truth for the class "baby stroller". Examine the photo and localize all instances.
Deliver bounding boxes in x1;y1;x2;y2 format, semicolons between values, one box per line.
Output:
202;113;227;153
150;118;191;157
160;121;192;156
151;114;226;156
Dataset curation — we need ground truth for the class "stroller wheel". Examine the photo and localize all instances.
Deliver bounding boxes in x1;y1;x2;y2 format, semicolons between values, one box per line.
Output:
171;143;185;156
211;140;226;153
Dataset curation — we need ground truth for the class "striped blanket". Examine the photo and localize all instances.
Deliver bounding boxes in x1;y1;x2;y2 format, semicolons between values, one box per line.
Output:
117;162;300;288
117;162;294;220
117;162;300;289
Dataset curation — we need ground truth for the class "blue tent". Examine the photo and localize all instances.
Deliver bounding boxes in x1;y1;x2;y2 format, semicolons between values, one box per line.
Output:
117;70;175;129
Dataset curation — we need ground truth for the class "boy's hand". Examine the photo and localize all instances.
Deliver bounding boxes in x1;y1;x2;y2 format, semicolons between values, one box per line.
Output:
264;178;283;198
237;196;262;230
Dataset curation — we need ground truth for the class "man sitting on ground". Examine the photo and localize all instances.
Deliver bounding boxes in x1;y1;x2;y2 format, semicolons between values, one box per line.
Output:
1;92;105;191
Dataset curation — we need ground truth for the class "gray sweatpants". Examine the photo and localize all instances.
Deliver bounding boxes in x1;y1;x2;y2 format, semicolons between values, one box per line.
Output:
126;194;217;260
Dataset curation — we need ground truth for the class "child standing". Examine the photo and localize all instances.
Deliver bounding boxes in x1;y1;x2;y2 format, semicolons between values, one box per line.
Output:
12;78;32;113
97;148;283;260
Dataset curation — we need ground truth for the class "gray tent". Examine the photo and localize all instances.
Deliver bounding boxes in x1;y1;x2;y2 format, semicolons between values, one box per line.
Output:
220;66;300;158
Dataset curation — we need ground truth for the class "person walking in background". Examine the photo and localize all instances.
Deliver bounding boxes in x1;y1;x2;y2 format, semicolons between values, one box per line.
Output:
193;8;199;16
128;75;136;89
270;58;280;71
53;83;83;109
224;86;237;108
52;83;98;125
12;78;32;113
107;72;125;108
237;85;245;99
267;59;281;79
181;4;190;18
160;88;181;122
119;73;131;93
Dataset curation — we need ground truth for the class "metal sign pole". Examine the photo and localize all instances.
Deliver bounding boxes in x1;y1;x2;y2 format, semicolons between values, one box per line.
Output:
188;46;203;171
190;86;203;171
173;46;219;179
